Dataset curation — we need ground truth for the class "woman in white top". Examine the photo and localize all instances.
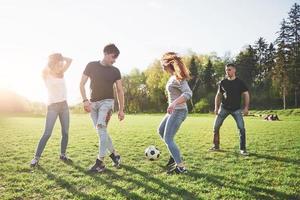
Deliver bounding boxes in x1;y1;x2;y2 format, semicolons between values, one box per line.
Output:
31;53;72;167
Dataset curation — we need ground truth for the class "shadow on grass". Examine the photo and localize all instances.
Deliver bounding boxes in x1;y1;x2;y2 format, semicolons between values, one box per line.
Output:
66;162;198;200
38;160;298;200
65;162;146;200
187;170;298;200
38;166;104;200
206;148;300;164
122;164;198;200
250;152;300;165
207;149;229;153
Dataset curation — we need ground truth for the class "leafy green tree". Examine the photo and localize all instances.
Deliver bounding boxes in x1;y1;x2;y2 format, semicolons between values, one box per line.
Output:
262;43;277;106
187;55;201;110
265;43;276;73
276;19;292;45
202;59;215;93
194;98;209;113
144;60;169;112
254;37;268;86
287;3;300;51
287;3;300;107
289;45;300;107
235;45;257;89
273;41;291;109
123;69;148;113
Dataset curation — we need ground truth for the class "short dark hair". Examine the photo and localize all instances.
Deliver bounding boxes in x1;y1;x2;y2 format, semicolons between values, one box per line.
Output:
226;63;236;68
103;43;120;57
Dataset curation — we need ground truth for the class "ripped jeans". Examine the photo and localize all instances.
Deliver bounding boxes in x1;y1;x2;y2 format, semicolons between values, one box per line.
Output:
90;99;114;158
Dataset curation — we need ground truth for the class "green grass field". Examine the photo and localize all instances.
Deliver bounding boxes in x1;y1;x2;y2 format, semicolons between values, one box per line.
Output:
0;114;299;200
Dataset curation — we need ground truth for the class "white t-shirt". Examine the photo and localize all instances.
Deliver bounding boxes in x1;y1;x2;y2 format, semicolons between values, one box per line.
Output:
44;75;67;105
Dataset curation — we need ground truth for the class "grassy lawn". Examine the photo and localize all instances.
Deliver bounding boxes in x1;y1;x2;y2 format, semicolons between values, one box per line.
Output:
0;114;299;200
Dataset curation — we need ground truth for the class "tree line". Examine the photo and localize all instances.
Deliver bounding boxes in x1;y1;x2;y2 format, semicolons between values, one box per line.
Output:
122;3;300;113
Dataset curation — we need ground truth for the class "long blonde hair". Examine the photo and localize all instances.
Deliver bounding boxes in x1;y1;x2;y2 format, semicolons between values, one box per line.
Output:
161;52;191;80
42;53;63;79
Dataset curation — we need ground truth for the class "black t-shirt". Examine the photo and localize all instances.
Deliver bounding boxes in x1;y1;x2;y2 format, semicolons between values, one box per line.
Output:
83;61;121;102
218;77;248;111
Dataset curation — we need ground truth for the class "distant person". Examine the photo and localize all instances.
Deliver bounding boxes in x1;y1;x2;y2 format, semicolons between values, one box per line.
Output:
30;53;72;167
264;114;270;120
265;114;280;121
209;63;250;156
80;44;124;173
158;52;192;174
273;114;279;121
268;114;273;121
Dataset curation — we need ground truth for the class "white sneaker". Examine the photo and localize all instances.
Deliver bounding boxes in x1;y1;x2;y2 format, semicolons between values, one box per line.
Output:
30;158;39;167
240;150;249;156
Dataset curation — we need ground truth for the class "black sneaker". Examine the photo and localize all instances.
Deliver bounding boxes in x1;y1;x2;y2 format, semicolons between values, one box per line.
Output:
89;159;106;173
109;153;121;168
208;146;220;151
167;165;187;174
60;155;72;163
166;156;175;168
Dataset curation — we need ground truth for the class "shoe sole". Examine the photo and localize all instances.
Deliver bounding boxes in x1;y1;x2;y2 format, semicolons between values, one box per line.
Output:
176;170;188;174
96;168;105;173
166;165;176;174
89;167;106;173
30;161;39;167
166;163;176;168
167;170;187;175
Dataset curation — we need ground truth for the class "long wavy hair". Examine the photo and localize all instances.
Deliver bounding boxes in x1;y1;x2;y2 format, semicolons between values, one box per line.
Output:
161;52;190;80
42;53;63;79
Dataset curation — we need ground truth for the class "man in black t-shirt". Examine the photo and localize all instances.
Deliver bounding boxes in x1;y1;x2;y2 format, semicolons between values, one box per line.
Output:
209;63;250;156
80;44;125;172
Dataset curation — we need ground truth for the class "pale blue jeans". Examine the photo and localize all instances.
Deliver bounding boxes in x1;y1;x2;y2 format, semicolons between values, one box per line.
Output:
35;101;69;158
90;99;115;158
158;109;188;164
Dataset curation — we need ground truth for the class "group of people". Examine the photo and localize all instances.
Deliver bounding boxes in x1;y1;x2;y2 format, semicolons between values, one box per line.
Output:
30;43;250;174
264;114;280;121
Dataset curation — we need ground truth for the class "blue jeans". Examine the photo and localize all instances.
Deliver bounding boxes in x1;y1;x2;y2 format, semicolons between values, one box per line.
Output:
90;99;115;158
35;101;69;158
213;106;246;150
158;109;187;164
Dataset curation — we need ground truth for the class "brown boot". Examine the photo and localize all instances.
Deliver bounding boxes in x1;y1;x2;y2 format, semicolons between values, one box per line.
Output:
209;132;220;151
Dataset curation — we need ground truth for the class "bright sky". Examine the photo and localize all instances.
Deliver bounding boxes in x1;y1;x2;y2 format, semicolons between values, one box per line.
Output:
0;0;297;105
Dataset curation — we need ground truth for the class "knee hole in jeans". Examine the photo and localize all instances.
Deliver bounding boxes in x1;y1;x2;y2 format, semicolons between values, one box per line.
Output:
96;124;107;129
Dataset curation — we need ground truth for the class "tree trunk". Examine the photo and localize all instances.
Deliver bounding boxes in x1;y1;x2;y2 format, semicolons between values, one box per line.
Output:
294;65;298;107
295;88;298;108
283;87;286;110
